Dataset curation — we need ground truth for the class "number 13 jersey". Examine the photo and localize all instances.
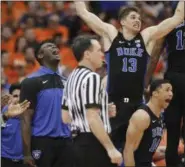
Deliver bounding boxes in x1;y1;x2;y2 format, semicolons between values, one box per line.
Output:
105;32;149;104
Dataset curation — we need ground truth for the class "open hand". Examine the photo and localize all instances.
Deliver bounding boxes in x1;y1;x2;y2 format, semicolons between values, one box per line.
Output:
6;100;30;118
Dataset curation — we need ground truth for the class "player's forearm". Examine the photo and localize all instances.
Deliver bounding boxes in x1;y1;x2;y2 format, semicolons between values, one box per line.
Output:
87;113;115;151
21;109;32;156
151;2;184;40
21;122;31;156
62;110;71;124
74;2;88;16
174;1;184;19
123;148;135;166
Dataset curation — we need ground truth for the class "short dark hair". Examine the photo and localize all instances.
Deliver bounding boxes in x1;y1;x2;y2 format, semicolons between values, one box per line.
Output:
118;6;140;22
149;79;171;97
34;39;54;65
9;83;21;94
71;34;99;62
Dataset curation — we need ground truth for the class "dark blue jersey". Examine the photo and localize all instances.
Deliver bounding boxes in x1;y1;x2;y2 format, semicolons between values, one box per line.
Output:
134;105;164;167
166;21;185;74
106;32;149;104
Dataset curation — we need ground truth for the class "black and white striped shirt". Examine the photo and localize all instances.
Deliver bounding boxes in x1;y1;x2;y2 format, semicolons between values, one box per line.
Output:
62;66;111;133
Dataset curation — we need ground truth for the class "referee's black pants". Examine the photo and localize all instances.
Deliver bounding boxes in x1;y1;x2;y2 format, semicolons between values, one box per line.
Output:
31;136;74;167
164;72;185;167
73;133;118;167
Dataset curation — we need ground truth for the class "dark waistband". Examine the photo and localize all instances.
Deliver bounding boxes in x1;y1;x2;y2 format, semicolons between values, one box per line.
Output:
32;136;71;140
1;157;23;164
109;96;143;105
73;132;110;139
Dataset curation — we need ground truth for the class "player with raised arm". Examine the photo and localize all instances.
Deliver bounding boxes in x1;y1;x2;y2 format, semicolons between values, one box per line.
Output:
74;1;184;150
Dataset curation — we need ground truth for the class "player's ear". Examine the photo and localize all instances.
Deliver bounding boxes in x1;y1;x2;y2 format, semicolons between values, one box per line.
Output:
120;19;125;27
152;90;158;97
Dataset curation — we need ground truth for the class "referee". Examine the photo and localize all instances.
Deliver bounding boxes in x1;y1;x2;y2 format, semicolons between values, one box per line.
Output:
62;35;122;167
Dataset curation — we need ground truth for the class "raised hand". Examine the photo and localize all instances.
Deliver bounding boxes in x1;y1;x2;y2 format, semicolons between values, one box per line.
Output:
6;100;30;118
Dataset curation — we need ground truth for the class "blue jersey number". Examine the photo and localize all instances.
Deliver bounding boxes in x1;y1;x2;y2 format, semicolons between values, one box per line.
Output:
149;138;161;152
122;58;137;72
176;30;185;50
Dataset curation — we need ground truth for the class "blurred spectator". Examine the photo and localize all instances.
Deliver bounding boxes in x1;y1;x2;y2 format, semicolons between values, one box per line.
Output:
24;28;39;49
1;50;10;68
135;1;164;19
1;51;17;84
13;60;26;83
61;3;81;43
14;36;27;54
24;47;40;75
52;33;77;70
19;1;39;28
1;26;16;53
9;36;27;67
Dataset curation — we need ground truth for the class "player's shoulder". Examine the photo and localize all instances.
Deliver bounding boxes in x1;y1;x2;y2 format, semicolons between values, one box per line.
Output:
130;109;150;129
132;109;150;121
21;71;42;86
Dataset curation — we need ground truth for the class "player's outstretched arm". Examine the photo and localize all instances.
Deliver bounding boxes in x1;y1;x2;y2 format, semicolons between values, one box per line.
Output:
123;110;150;166
74;2;117;40
143;1;184;41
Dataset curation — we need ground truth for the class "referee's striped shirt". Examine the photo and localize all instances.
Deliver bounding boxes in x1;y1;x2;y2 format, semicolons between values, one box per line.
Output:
62;66;111;133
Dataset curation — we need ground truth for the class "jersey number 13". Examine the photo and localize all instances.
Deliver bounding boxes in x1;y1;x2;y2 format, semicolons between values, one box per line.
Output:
122;57;137;72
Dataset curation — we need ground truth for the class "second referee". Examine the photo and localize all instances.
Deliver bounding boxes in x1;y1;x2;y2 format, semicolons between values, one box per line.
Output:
62;35;122;167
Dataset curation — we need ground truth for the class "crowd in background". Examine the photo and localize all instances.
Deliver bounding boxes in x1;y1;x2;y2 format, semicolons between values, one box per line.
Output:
1;1;178;93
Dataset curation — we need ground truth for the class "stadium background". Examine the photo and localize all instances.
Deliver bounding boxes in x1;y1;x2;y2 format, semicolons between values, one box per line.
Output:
1;1;184;166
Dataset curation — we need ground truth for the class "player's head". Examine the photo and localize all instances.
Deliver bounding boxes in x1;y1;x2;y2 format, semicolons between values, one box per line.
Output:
72;34;104;69
9;83;21;105
35;40;60;66
118;6;141;33
150;79;173;109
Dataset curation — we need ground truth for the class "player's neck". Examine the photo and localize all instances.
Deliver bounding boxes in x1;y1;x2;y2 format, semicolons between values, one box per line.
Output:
79;60;96;72
43;62;58;72
147;100;161;118
122;27;138;41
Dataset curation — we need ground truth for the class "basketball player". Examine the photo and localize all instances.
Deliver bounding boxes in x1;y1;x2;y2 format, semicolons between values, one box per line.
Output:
163;21;185;167
74;1;184;149
124;79;173;167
